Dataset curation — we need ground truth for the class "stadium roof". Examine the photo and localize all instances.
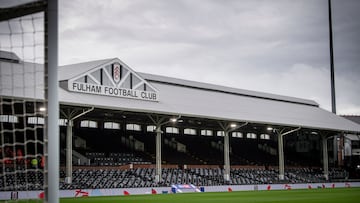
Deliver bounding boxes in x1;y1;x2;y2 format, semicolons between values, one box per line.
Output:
58;58;360;133
343;115;360;125
2;56;360;133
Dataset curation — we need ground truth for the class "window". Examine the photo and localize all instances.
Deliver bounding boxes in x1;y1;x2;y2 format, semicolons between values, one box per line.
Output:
28;117;44;125
126;123;141;131
246;133;257;139
59;119;68;126
147;125;156;132
0;115;6;122
81;120;98;128
201;130;213;136
9;115;18;123
0;115;18;123
260;134;270;140
165;127;179;134
104;122;120;129
232;132;243;138
217;131;225;137
184;128;196;135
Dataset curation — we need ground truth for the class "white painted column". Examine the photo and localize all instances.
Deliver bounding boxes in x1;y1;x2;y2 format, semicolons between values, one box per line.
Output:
155;127;162;183
224;130;230;182
278;133;285;180
322;136;329;181
276;127;301;181
65;120;73;184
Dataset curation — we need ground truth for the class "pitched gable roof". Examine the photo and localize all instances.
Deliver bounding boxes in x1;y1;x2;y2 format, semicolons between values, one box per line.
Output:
62;58;158;93
59;58;114;81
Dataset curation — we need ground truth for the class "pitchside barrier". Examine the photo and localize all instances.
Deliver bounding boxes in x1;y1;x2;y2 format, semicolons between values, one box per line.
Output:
171;184;201;193
0;182;359;200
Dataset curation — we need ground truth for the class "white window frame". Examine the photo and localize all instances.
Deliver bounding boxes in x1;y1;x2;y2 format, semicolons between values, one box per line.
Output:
0;115;18;123
28;117;44;125
81;120;98;128
232;132;243;138
104;122;120;129
59;118;68;126
201;130;213;136
165;127;179;134
126;123;141;131
184;128;197;135
246;133;257;139
147;125;156;132
260;134;270;140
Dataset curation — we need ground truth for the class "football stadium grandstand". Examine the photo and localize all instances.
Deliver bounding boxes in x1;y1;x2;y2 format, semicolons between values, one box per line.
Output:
1;49;360;200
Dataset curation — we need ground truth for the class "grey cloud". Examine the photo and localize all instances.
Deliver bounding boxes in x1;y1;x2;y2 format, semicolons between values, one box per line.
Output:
58;0;360;114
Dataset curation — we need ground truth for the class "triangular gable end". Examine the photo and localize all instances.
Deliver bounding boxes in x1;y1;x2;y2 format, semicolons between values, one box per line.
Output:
67;58;159;102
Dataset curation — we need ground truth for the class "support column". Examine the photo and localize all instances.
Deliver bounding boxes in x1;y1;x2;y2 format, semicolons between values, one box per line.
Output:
45;1;59;202
224;130;230;182
322;135;329;181
338;134;344;167
155;126;162;183
60;107;93;185
333;136;338;167
148;115;180;184
278;133;285;180
65;120;73;184
276;127;301;181
219;121;248;183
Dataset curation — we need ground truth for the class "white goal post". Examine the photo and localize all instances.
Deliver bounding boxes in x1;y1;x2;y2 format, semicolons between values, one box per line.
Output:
0;1;58;202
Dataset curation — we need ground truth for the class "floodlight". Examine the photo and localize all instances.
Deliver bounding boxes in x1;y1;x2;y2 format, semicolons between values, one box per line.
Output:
230;123;237;128
39;107;46;112
267;127;273;131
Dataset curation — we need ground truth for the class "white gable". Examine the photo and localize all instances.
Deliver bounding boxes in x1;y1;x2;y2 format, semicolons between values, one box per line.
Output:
66;58;159;101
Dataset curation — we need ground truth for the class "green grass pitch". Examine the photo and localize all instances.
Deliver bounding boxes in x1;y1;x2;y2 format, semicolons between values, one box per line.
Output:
4;188;360;203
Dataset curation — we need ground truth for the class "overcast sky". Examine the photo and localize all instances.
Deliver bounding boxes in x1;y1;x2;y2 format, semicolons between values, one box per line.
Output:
57;0;360;115
3;0;359;115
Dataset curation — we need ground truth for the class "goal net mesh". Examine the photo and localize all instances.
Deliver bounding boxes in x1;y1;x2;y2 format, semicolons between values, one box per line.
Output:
0;1;48;201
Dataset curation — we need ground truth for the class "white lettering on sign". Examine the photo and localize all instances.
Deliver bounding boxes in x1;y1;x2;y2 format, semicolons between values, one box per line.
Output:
69;82;158;102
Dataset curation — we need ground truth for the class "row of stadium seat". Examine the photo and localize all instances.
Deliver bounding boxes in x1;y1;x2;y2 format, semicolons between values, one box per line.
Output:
56;167;346;190
0;166;348;191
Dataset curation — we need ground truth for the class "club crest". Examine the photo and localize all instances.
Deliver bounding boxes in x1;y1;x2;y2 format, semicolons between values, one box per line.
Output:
113;63;121;83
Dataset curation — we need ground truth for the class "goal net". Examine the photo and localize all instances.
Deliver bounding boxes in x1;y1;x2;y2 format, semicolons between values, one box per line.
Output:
0;0;58;202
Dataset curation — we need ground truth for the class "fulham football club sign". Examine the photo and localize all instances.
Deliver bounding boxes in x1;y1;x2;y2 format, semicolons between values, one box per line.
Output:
67;59;159;102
